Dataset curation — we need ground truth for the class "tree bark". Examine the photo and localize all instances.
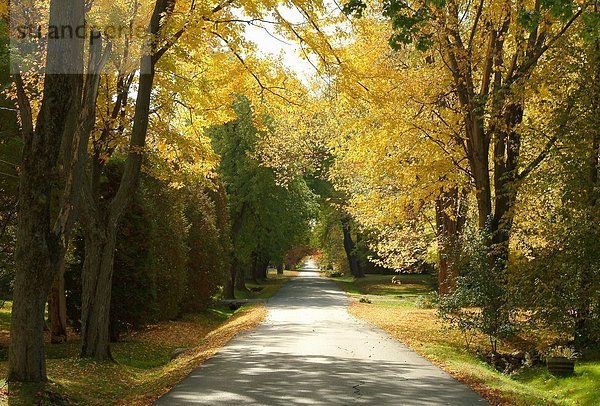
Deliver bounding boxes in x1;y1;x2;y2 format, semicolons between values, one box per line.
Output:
354;233;365;278
467;115;493;230
80;224;117;360
341;217;363;278
78;0;176;360
8;0;84;382
49;268;68;343
575;34;600;350
435;187;466;295
490;103;523;265
225;259;236;299
249;255;270;280
8;276;50;381
235;267;247;291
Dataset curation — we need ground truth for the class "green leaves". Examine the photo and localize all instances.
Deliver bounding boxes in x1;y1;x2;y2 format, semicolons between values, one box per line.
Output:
540;0;576;21
581;11;600;42
209;97;318;267
517;0;578;29
343;0;436;51
383;0;434;51
517;9;542;31
342;0;367;18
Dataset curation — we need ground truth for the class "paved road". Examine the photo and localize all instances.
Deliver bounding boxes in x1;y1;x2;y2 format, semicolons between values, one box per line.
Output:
156;260;486;405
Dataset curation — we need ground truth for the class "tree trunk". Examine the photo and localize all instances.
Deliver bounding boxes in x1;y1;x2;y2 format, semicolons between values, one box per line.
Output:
575;36;600;350
261;259;269;279
78;0;176;360
225;258;236;299
341;217;362;278
587;34;600;208
8;264;54;381
80;224;117;360
251;253;257;282
354;234;365;278
235;267;247;291
435;187;466;295
465;115;493;230
250;256;269;280
49;268;68;343
277;263;284;275
8;0;84;382
491;103;523;262
10;141;63;380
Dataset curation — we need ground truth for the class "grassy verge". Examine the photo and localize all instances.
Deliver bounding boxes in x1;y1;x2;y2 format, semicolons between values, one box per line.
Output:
330;273;600;406
236;269;296;300
0;271;294;405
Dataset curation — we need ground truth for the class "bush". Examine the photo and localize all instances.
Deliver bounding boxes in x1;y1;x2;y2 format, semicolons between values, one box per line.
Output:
110;188;156;336
511;208;600;353
414;292;438;309
66;163;192;336
65;230;84;331
143;178;188;321
437;229;517;354
183;189;228;311
66;162;159;337
64;160;234;337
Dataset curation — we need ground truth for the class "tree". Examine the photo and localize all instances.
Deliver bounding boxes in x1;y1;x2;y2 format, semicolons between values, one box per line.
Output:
343;0;595;279
330;0;598;344
257;99;379;278
76;0;308;359
7;0;89;381
209;96;317;291
508;28;600;350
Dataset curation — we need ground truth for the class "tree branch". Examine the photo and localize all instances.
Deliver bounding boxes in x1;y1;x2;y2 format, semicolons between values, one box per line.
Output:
517;102;574;180
11;67;34;139
516;134;558;181
211;31;301;106
507;7;584;85
468;0;485;51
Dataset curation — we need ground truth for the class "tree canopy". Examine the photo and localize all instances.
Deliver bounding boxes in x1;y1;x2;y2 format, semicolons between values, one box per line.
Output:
0;0;598;388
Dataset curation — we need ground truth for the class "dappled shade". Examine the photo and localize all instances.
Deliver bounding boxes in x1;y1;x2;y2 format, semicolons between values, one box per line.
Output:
157;264;484;405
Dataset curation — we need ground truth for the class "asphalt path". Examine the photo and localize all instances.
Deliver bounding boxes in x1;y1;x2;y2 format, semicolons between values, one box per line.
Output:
156;260;487;405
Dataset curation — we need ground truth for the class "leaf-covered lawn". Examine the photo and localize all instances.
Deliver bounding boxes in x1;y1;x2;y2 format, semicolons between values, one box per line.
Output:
335;274;600;406
0;272;294;405
0;304;266;405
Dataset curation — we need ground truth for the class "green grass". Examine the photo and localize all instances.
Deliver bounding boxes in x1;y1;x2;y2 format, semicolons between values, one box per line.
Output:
0;301;12;331
333;273;600;405
332;274;436;308
332;273;434;296
112;341;178;369
0;306;228;405
404;333;600;405
512;363;600;405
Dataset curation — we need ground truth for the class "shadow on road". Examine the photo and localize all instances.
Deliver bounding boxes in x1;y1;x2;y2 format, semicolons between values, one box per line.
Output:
156;261;485;405
159;350;482;405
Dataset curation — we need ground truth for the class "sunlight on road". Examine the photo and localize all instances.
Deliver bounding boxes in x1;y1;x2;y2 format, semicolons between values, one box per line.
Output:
157;262;485;405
